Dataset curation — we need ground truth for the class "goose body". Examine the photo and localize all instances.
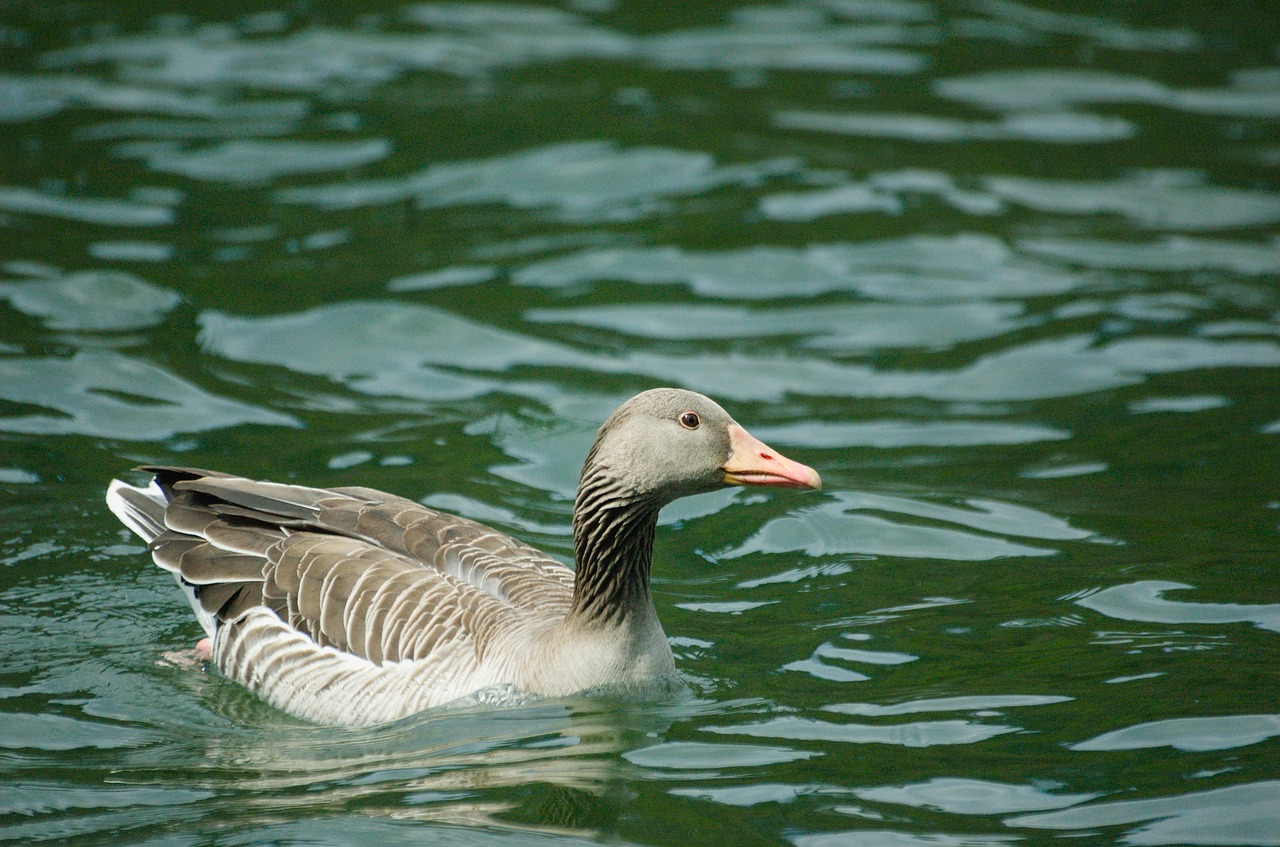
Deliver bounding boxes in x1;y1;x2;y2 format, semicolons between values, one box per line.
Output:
106;388;820;725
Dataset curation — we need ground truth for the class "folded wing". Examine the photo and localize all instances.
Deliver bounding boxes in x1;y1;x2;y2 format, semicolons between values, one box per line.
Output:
106;466;575;669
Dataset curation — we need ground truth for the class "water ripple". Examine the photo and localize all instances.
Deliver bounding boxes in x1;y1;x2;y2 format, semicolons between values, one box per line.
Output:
0;711;160;751
985;173;1280;230
197;301;587;400
823;695;1072;717
1019;236;1280;275
517;235;1085;301
0;782;213;817
796;831;1020;847
725;492;1089;561
703;716;1020;747
783;639;916;683
1073;581;1280;633
530;301;1031;351
0;265;180;330
0;351;297;439
971;0;1200;52
625;740;818;770
279;141;796;220
726;508;1057;560
0;185;175;226
643;11;930;74
28;0;940;98
855;776;1098;814
1072;714;1280;753
126;138;391;184
1007;780;1280;846
938;68;1280;118
776;108;1135;144
755;420;1070;449
0;73;226;122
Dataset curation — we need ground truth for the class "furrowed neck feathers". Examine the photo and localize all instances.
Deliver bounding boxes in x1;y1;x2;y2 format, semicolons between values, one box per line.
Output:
568;453;661;627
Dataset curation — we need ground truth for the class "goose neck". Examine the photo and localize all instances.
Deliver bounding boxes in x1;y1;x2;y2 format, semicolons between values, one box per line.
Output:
568;468;661;627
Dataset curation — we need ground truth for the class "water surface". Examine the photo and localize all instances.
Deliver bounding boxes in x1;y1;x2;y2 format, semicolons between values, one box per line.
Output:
2;1;1278;845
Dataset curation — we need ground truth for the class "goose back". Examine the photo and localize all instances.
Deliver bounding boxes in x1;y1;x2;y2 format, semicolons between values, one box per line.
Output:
108;466;577;722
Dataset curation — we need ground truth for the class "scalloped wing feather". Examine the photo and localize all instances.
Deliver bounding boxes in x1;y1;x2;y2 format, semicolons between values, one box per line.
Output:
107;466;576;720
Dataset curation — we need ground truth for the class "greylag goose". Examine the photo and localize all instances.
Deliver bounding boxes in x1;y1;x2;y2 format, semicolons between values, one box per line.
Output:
106;388;821;725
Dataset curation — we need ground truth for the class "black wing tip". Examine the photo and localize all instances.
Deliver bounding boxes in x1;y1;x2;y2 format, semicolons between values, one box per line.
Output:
128;466;241;500
135;465;230;481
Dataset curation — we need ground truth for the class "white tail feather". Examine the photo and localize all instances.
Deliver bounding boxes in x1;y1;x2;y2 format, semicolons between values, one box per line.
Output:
106;477;218;639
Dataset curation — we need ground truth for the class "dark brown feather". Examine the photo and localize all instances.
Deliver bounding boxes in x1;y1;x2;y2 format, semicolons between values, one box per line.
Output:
176;545;266;584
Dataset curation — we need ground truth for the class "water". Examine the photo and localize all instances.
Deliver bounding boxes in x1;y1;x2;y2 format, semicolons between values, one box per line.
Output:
1;1;1278;844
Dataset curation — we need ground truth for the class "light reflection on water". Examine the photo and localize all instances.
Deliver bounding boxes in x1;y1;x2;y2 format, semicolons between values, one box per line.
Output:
1;0;1278;845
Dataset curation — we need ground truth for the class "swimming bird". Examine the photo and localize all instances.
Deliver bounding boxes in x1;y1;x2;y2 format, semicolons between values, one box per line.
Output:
106;388;821;725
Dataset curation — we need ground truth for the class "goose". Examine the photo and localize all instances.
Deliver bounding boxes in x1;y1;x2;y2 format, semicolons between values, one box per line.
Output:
106;388;821;725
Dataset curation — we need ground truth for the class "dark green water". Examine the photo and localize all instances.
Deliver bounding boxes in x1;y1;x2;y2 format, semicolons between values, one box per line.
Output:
2;1;1279;845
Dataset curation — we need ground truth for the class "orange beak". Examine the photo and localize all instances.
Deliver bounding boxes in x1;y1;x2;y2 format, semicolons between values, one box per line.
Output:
721;424;822;491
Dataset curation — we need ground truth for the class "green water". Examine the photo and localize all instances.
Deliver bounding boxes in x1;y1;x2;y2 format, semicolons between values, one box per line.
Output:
2;1;1279;844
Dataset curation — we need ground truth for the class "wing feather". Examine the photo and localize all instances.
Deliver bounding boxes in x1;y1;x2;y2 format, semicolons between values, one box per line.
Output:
109;465;578;722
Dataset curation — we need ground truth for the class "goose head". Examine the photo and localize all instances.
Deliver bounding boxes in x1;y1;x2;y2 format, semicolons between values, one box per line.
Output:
569;388;820;625
581;388;821;505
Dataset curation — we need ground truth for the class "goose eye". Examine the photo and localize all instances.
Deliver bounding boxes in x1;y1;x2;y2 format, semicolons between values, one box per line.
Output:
679;411;701;430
